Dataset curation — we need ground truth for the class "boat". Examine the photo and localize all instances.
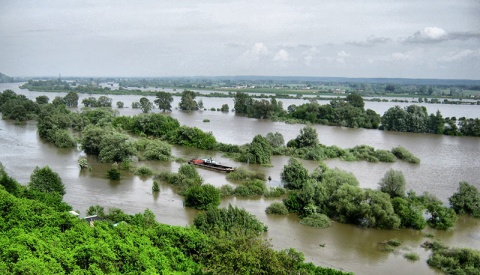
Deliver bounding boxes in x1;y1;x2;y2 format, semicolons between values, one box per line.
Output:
188;158;236;172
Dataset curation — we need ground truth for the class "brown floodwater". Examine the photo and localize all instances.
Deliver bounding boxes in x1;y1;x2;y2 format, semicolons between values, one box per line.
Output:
1;83;480;274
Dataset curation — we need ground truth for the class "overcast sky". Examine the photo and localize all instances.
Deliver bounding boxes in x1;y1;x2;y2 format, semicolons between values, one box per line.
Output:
1;0;479;79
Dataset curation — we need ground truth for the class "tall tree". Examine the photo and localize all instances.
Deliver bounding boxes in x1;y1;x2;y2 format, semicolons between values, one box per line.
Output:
139;97;153;113
378;169;406;198
345;93;365;109
154;91;173;112
233;92;252;114
178;90;197;112
63;92;79;107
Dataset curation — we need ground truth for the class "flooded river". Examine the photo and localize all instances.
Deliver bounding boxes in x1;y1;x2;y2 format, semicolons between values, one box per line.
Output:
1;83;479;274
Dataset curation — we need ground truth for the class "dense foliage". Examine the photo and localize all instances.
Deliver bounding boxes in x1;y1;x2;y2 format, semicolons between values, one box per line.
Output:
276;159;465;230
449;181;480;217
424;241;480;274
0;164;349;274
378;169;406;198
193;204;268;236
183;184;221;210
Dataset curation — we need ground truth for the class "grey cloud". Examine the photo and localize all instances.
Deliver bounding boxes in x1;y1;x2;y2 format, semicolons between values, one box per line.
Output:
346;36;391;47
404;27;480;44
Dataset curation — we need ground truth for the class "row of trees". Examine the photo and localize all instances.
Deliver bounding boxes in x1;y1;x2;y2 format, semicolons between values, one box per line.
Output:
273;158;480;230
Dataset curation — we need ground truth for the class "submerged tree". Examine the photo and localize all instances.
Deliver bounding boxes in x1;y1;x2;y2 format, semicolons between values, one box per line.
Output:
154;91;173;112
378;169;406;198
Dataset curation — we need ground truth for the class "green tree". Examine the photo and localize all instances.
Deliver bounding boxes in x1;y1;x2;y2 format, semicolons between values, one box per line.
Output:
426;203;457;230
345;93;365;109
221;104;229;112
154;91;173;112
245;135;272;164
81;125;108;155
265;132;284;148
378;169;406;198
184;184;221;210
63;92;79;107
294;126;319;148
116;101;124;108
193;204;267;235
233;92;252;114
36;95;49;105
139;97;153;113
98;132;136;163
97;96;112;107
281;158;309;190
391;197;426;230
178;90;197;112
52;96;65;106
449;181;480;217
29;166;66;196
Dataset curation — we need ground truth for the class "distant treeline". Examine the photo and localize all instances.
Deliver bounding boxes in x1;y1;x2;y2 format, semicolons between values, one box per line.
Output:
20;78;480;98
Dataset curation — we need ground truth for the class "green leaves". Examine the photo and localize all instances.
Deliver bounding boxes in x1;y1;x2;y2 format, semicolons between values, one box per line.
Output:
449;181;480;217
29;166;66;196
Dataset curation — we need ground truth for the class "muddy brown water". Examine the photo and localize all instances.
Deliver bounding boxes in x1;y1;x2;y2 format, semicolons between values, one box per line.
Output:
1;83;479;274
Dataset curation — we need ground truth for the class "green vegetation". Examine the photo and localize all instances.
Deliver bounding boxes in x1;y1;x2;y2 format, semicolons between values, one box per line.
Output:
277;158;463;230
152;180;160;192
300;213;332;228
266;202;289;215
29;166;66;196
0;163;348;274
378;169;406;198
178;90;198;111
194;204;268;235
134;165;154;177
403;252;420;261
391;146;420;164
184;184;221;210
156;164;203;193
226;167;266;181
107;165;121;180
449;181;480;217
154;91;173;112
423;241;480;274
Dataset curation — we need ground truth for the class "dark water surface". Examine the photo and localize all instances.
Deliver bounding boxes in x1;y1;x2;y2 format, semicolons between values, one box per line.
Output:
1;83;479;274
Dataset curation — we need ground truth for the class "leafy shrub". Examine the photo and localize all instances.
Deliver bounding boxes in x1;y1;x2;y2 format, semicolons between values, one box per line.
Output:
139;139;171;161
264;187;287;197
226;167;266;181
219;184;234;197
107;167;121;180
403;252;419;261
193;204;268;235
265;202;289;215
374;149;397;162
449;181;480;217
425;242;480;274
134;165;153;177
391;146;420;164
152;180;160;192
300;213;332;228
184;184;221;210
203;119;210;122
386;239;402;247
234;180;266;197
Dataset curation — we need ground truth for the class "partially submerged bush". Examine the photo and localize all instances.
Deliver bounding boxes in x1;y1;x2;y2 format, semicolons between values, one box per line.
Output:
300;213;332;228
134;165;154;176
403;252;419;261
226;167;266;181
391;146;420;164
265;202;289;215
